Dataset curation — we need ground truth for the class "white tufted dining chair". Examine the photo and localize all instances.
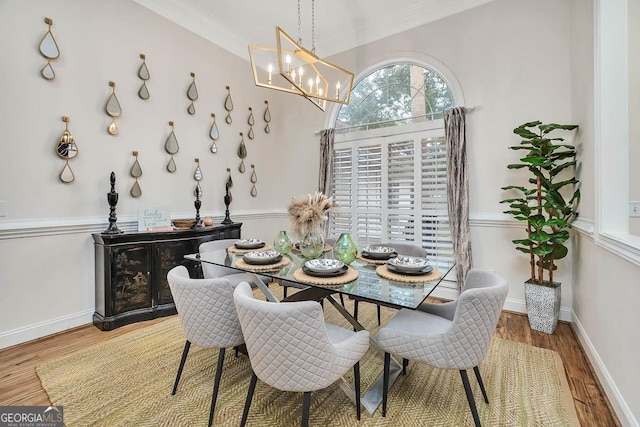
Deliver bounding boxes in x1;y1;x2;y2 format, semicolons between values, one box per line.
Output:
167;265;245;427
378;269;508;427
233;282;370;427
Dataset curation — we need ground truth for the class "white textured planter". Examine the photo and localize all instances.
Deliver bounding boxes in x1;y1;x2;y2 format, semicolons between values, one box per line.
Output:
524;280;561;334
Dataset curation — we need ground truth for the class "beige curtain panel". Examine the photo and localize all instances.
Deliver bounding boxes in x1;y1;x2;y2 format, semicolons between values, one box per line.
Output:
444;107;472;289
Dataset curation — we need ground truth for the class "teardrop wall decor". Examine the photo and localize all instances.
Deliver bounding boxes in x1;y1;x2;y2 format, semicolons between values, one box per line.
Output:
55;116;78;184
105;81;122;136
264;100;272;133
193;157;203;197
209;113;219;154
39;17;60;80
164;121;179;172
250;164;258;197
130;151;143;197
237;132;247;173
187;72;198;115
137;54;150;100
224;86;233;124
247;107;255;140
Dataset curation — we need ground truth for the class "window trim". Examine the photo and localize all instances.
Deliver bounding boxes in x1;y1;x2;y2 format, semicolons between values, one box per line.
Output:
594;0;640;266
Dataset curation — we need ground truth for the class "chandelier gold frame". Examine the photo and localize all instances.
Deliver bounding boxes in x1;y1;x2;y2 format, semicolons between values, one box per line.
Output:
248;4;353;111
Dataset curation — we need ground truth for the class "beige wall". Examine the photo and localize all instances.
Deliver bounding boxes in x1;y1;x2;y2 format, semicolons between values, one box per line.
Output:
0;0;320;345
329;0;575;310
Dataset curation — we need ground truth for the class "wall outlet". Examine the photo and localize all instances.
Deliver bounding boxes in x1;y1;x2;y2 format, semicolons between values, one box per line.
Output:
0;200;5;217
630;201;640;218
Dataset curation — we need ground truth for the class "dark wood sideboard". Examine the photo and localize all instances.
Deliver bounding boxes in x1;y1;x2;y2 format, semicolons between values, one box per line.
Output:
92;223;242;330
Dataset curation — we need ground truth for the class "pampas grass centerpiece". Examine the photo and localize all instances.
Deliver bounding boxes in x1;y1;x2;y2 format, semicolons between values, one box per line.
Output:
287;192;336;240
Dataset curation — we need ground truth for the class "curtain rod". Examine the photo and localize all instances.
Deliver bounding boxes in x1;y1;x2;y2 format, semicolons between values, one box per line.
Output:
314;106;477;136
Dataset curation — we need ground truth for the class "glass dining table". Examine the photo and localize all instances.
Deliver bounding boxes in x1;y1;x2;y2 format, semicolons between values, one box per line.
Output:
184;247;455;415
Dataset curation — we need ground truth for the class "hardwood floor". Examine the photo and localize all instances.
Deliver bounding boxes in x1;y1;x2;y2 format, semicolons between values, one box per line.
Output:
0;305;620;426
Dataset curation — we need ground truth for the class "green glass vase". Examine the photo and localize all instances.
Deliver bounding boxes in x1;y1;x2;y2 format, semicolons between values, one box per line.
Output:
273;230;293;255
299;231;325;259
333;233;357;265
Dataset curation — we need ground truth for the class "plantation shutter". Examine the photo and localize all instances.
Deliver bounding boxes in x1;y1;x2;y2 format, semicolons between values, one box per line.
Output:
387;140;416;242
328;129;455;273
356;145;383;245
421;137;454;265
328;147;353;237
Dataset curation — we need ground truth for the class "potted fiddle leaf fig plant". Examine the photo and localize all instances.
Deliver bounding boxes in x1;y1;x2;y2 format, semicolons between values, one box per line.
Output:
500;121;579;334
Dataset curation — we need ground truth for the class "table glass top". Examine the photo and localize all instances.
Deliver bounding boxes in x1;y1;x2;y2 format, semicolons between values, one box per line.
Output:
186;247;455;310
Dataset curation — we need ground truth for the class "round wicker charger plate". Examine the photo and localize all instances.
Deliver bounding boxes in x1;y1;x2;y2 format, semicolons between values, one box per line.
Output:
234;256;290;271
292;266;359;287
227;244;272;254
375;265;443;283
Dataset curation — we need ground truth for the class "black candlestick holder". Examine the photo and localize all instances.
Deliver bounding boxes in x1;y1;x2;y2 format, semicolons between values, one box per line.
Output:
103;171;123;234
222;181;233;225
194;184;204;229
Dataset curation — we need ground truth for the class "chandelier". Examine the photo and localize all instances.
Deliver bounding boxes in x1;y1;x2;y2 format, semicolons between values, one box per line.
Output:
248;0;354;111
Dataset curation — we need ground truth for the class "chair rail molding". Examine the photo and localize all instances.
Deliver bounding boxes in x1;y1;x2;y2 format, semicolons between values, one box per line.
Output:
0;209;288;240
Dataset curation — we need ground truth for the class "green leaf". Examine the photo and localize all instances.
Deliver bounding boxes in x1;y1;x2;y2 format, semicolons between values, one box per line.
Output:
520;156;550;166
550;161;576;176
501;186;528;192
514;126;539;139
530;231;552;242
507;164;528;170
549;230;570;243
545;218;567;227
532;245;554;256
527;214;546;229
515;246;533;254
513;239;533;246
551;243;569;259
538;123;578;134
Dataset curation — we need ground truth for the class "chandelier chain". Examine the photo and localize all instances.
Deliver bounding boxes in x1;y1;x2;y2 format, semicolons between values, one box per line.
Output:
311;0;316;53
297;0;302;45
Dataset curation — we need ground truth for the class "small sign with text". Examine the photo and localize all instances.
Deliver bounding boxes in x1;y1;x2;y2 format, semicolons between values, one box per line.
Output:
138;207;171;232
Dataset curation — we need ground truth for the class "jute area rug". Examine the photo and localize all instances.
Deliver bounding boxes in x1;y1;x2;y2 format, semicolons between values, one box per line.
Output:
37;286;580;426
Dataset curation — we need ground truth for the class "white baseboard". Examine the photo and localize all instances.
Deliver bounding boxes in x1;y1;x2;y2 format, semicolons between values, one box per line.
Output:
571;311;639;427
0;309;94;350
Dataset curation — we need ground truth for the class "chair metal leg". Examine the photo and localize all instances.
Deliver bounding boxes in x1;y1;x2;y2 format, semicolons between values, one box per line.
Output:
208;348;226;427
460;369;482;427
473;366;489;404
402;358;409;375
377;305;381;325
171;340;191;395
283;286;288;299
354;300;359;321
240;372;258;427
354;362;361;420
340;293;345;307
301;391;311;427
382;352;390;417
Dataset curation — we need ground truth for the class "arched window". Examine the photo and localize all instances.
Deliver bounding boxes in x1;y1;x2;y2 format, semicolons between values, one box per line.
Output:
329;62;458;270
336;64;455;130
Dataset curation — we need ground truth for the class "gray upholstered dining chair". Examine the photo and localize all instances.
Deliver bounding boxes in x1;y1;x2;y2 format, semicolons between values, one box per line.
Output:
167;265;245;427
199;239;266;287
233;282;370;427
378;269;508;427
354;242;428;325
